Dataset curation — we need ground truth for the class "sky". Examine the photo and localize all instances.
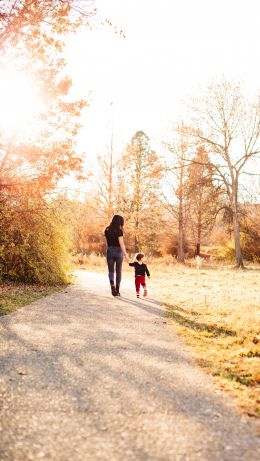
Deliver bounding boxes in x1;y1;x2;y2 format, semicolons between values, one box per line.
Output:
65;0;260;168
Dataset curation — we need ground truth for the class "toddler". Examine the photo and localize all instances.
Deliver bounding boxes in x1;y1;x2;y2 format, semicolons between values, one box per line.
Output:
129;253;150;298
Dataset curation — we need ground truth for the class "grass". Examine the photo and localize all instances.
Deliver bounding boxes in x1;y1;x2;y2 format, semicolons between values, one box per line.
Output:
77;254;260;417
0;281;64;316
149;258;260;417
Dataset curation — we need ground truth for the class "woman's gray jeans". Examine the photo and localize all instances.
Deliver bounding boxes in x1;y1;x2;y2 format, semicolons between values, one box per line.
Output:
106;246;123;288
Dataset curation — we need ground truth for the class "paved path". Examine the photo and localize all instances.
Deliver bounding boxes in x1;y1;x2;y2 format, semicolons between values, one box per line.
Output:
0;271;259;461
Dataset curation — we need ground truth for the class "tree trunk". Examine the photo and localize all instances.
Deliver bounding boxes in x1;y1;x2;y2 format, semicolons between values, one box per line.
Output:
177;154;185;263
177;221;185;262
108;133;113;218
233;211;244;268
195;193;202;256
195;242;200;256
195;216;202;256
177;188;185;262
231;177;244;268
134;235;139;253
134;213;140;253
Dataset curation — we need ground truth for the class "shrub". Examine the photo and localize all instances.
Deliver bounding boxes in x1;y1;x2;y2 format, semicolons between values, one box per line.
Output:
215;241;236;261
241;223;260;263
0;201;71;284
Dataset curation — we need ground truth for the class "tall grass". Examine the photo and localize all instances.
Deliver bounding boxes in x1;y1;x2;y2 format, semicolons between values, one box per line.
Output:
150;261;260;417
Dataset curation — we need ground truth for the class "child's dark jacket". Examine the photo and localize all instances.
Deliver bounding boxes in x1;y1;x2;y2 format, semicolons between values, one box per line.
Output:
129;262;150;277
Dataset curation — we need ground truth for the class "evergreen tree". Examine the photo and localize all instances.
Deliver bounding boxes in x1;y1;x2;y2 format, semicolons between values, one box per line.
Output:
187;146;223;255
119;131;162;253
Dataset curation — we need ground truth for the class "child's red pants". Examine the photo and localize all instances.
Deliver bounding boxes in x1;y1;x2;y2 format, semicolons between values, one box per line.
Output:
135;275;146;294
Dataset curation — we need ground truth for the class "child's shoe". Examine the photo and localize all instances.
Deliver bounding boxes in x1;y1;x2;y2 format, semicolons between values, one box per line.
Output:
143;289;147;297
136;293;140;298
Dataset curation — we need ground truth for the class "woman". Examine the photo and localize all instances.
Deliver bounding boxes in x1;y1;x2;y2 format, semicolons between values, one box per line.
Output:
104;215;128;296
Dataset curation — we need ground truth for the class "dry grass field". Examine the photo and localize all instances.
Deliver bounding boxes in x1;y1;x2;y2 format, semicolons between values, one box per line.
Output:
149;258;260;417
0;282;63;316
78;255;260;417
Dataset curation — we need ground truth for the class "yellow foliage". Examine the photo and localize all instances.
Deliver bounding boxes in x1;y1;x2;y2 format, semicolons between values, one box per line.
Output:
0;201;71;284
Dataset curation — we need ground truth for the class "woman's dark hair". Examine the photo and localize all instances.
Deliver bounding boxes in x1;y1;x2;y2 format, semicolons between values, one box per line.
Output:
108;215;124;232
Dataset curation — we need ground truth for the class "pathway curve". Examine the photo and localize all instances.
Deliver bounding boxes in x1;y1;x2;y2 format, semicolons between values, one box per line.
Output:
0;271;259;461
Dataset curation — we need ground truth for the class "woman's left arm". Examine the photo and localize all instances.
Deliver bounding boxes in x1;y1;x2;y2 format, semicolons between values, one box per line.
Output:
118;236;129;260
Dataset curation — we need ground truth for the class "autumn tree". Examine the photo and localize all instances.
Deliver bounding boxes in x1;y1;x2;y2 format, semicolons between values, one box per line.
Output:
0;1;97;281
0;1;95;199
186;146;223;255
163;125;190;262
0;1;96;48
188;79;260;267
119;131;162;253
59;196;105;257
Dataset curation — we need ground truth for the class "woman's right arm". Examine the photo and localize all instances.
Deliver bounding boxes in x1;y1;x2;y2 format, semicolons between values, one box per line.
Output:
118;236;129;260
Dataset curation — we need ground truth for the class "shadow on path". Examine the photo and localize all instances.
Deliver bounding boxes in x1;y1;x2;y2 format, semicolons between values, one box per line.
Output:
0;272;258;461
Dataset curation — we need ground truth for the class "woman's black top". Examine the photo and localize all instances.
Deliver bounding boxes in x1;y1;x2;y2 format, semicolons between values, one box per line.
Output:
104;227;123;247
129;262;150;277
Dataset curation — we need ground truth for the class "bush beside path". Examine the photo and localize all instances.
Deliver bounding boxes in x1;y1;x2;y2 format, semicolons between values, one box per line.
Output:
0;270;259;461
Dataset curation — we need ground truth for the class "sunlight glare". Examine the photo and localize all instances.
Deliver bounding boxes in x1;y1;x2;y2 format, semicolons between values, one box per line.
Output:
0;68;43;133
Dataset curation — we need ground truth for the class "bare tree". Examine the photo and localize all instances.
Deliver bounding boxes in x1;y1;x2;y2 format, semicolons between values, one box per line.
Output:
163;125;190;262
188;79;260;267
96;131;118;220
